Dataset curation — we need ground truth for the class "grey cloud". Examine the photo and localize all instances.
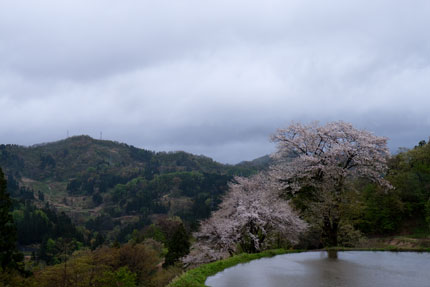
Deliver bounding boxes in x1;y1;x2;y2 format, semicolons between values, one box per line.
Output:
1;0;430;163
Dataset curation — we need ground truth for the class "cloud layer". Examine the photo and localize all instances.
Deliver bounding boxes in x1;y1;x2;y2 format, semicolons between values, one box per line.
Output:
1;0;430;163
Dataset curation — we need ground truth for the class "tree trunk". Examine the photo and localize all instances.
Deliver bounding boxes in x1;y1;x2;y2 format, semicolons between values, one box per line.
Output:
323;217;339;247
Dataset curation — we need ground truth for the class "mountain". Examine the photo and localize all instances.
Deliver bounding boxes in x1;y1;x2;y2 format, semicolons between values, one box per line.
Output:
0;135;251;180
0;136;267;241
237;155;273;169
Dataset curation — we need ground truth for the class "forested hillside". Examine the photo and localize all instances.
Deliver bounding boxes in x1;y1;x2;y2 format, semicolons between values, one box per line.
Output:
0;136;272;285
1;134;430;286
1;135;266;232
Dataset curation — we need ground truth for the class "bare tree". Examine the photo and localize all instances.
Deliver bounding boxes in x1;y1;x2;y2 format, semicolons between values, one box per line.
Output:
270;121;391;246
183;173;306;267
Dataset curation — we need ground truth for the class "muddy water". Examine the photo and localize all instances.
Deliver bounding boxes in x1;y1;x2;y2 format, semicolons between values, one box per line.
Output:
205;251;430;287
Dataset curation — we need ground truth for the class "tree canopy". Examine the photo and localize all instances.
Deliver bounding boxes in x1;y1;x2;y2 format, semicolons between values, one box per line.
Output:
270;121;390;246
184;173;306;266
0;167;24;273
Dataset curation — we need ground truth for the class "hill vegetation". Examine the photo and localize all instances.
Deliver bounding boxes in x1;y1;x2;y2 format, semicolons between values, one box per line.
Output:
1;131;430;286
0;136;267;253
1;135;264;229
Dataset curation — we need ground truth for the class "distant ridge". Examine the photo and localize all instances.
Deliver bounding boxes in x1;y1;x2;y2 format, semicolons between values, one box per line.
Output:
0;135;269;181
0;135;269;235
237;155;272;169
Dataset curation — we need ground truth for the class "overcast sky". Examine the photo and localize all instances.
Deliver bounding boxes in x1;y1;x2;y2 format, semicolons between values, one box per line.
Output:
1;0;430;163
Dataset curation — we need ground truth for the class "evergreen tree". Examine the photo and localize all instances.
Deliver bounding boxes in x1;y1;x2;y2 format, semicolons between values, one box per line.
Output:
0;167;24;271
91;232;105;250
163;223;190;267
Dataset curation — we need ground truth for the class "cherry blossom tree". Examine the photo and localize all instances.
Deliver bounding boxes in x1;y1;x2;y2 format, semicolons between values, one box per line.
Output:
270;121;391;246
183;173;306;267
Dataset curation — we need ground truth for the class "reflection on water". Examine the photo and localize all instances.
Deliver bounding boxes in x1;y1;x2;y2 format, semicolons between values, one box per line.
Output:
327;249;338;259
205;251;430;287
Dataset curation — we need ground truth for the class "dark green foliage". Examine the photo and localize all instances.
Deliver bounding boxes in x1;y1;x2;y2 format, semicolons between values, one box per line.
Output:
16;186;34;200
356;184;404;234
66;179;80;193
109;171;230;225
116;217;150;243
426;199;430;229
39;154;56;169
390;147;430;209
143;224;166;243
163;223;190;267
38;237;81;265
66;172;135;195
91;232;105;250
350;140;430;236
105;266;137;287
128;145;153;162
0;135;262;182
0;145;25;172
92;192;103;205
85;214;114;232
0;136;262;222
235;155;273;174
13;201;84;246
385;141;430;233
37;190;44;201
6;174;35;199
6;174;19;195
0;168;24;271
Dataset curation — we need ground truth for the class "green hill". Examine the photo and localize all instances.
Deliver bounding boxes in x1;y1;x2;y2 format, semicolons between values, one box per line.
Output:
0;135;257;180
0;136;267;243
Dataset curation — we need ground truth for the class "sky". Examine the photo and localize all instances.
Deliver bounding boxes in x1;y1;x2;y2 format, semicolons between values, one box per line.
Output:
1;0;430;164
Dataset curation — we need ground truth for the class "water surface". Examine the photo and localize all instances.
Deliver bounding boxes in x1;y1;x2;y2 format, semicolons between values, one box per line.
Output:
205;251;430;287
